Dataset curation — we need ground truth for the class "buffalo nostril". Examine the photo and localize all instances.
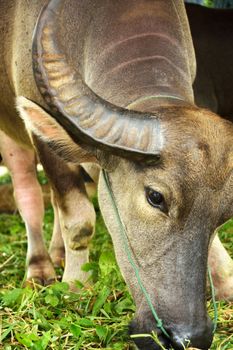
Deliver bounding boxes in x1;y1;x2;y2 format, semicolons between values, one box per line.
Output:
170;336;210;350
129;316;213;350
170;334;213;350
168;321;214;350
169;335;191;350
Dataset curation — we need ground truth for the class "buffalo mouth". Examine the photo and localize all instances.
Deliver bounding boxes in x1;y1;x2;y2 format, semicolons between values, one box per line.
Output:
128;315;213;350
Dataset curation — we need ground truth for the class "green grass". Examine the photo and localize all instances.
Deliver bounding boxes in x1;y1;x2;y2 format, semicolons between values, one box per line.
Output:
0;173;232;349
0;206;135;350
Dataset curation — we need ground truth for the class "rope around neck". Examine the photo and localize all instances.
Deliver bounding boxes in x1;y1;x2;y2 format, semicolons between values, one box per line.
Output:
102;170;170;338
102;170;218;341
208;266;218;333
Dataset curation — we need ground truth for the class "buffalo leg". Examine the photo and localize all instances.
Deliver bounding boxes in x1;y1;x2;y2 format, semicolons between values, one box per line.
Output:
0;130;56;285
208;234;233;301
34;137;96;290
49;189;65;268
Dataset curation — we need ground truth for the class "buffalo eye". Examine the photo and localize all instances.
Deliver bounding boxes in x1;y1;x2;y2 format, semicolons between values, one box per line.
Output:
145;187;167;213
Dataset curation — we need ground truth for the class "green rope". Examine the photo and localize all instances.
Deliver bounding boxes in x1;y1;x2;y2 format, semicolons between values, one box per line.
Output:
102;170;170;338
208;266;218;333
102;170;218;341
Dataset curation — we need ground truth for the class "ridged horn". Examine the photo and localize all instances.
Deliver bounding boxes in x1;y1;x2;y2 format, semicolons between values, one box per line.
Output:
32;0;162;161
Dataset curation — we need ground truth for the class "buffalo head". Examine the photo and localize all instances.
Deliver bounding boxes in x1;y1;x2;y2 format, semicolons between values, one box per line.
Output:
18;0;233;349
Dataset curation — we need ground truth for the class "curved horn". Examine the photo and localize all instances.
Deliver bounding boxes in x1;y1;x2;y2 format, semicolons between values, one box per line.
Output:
32;0;162;161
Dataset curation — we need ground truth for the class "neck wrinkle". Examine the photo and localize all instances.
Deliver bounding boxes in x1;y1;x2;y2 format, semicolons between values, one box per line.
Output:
126;95;192;113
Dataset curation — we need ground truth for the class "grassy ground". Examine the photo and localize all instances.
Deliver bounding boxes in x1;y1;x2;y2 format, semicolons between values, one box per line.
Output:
0;172;232;349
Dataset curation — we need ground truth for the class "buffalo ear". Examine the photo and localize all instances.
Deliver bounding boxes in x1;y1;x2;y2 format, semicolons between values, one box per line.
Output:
16;96;97;163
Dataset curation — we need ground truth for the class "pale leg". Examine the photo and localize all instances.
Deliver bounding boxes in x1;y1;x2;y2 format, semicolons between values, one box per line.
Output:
0;130;56;285
208;234;233;301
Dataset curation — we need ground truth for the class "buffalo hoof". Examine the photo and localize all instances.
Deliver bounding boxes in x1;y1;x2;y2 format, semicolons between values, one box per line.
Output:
24;276;57;288
25;254;57;287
